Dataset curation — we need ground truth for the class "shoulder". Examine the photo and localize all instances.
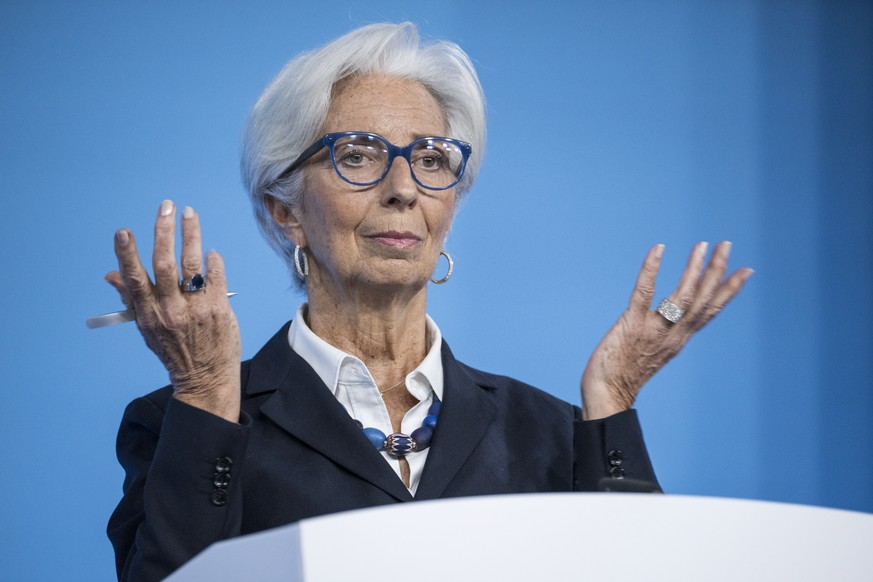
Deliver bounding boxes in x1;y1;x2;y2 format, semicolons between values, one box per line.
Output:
453;358;580;420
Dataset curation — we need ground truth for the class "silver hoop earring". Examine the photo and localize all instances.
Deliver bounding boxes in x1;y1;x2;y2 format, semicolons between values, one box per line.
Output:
430;250;454;284
294;244;309;279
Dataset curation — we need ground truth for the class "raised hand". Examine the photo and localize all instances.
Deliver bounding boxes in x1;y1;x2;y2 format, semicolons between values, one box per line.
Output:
105;200;242;422
580;241;753;420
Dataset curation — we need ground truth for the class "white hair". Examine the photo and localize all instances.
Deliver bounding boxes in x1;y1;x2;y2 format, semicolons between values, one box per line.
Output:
240;22;487;279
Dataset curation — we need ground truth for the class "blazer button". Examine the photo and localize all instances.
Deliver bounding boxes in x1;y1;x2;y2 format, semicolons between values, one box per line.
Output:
215;457;233;473
210;489;228;506
609;466;626;479
607;449;624;467
213;472;231;489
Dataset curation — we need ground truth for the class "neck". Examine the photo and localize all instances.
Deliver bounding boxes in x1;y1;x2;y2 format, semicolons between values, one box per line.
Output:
305;283;429;389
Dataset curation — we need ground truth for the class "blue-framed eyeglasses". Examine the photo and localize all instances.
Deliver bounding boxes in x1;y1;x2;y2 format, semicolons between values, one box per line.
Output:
278;131;472;191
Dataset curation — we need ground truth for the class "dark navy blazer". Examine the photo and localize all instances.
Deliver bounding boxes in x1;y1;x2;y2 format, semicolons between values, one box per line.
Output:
108;323;658;581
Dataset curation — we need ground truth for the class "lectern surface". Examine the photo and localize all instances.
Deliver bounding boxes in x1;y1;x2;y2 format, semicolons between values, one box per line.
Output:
168;493;873;581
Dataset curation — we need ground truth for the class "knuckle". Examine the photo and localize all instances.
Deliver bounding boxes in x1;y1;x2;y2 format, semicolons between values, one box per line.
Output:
206;253;224;272
636;283;655;298
684;313;704;329
664;337;681;353
729;277;746;293
155;219;174;233
117;255;143;275
684;303;707;323
125;276;150;294
707;304;724;320
210;302;229;319
693;300;711;316
163;310;187;330
134;309;160;332
710;255;728;271
182;223;200;242
677;295;694;309
181;257;202;273
153;258;177;276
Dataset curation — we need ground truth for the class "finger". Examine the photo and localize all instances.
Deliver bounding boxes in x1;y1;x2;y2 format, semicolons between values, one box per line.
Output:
114;228;154;307
684;241;731;325
153;199;180;297
204;250;229;296
104;270;134;310
690;267;754;329
628;244;664;314
180;206;203;280
668;241;708;311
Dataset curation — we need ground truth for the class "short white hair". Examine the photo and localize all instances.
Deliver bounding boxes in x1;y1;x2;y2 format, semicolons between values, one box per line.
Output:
240;22;487;277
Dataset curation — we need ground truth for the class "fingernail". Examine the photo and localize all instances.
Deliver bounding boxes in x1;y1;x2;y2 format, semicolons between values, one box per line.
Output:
722;240;733;253
744;267;755;278
160;199;174;217
115;229;129;246
654;244;665;258
699;241;709;252
183;206;194;219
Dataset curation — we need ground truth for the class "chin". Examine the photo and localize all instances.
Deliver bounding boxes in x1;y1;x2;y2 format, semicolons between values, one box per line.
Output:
355;270;428;292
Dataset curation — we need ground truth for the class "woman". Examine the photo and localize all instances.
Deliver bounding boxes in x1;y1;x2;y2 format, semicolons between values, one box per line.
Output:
106;23;752;580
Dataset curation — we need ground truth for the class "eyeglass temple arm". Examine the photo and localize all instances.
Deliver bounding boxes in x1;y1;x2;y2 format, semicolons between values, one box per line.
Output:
277;138;328;182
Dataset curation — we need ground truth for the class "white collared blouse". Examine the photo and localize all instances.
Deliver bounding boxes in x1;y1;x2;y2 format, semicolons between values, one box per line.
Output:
287;305;444;495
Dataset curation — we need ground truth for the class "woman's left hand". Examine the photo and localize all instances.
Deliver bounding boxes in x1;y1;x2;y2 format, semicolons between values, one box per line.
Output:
580;241;753;420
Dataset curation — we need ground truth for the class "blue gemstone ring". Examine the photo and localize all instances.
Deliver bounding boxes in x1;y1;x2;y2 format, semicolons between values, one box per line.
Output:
181;273;206;292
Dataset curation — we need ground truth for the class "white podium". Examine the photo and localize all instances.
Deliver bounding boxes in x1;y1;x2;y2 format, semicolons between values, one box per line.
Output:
167;494;873;581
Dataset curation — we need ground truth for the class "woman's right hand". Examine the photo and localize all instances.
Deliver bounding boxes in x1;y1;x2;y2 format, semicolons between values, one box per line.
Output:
105;200;242;423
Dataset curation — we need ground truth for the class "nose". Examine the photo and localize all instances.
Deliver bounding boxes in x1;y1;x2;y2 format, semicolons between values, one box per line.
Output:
380;156;419;209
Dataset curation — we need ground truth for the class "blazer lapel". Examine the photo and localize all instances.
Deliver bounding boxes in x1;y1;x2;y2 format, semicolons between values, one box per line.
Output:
414;342;498;500
245;324;412;502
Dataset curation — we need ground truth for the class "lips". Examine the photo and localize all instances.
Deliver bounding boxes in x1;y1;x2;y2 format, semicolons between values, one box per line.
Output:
366;230;422;249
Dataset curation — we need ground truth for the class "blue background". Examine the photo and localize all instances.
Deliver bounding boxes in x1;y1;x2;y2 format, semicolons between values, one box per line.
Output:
2;1;871;579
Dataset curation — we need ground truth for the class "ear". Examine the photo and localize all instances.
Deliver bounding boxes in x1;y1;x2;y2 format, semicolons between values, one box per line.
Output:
266;196;306;247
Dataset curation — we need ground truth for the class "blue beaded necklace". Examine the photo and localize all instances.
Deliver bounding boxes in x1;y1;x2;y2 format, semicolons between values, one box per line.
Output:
354;394;441;458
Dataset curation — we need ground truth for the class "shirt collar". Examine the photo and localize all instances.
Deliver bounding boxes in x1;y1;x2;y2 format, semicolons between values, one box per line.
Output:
287;304;444;401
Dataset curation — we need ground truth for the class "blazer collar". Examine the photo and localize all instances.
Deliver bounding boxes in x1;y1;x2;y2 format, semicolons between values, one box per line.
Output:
245;323;413;502
243;324;499;503
414;341;498;500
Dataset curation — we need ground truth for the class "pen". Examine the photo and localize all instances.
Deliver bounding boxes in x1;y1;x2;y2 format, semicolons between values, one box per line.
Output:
86;292;238;329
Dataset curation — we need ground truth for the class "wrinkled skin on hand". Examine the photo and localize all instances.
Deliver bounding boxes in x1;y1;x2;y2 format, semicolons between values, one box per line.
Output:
581;241;753;420
105;200;242;423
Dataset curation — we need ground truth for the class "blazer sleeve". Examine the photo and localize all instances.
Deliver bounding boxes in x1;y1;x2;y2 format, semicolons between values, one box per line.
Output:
107;392;252;581
573;408;660;491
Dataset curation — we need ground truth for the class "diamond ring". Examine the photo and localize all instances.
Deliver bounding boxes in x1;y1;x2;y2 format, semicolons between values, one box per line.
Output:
656;298;684;324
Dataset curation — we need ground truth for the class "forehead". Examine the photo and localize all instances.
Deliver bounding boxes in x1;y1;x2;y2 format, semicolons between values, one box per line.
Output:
323;75;447;140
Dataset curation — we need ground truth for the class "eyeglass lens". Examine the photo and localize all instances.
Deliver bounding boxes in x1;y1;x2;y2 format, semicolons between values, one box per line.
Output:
331;134;464;189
